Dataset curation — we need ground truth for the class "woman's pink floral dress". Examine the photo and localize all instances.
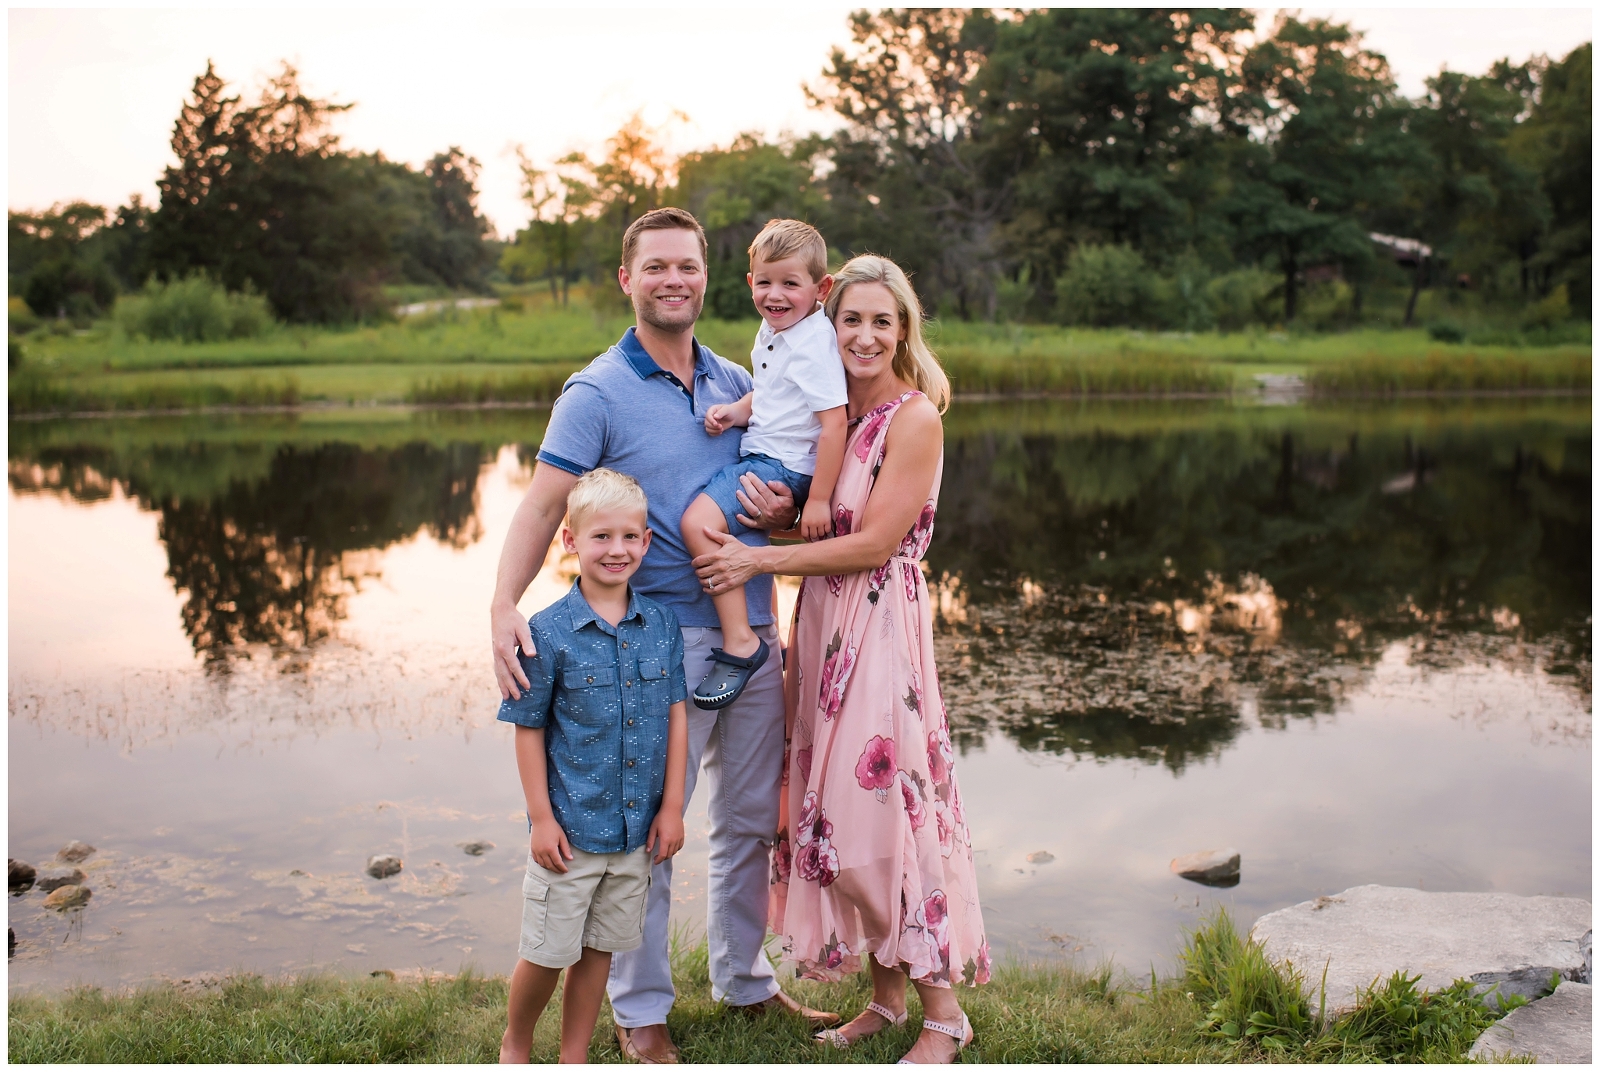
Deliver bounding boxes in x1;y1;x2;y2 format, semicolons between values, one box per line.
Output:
771;391;990;988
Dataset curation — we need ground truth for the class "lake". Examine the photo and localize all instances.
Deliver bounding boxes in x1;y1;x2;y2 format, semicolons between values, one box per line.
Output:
7;397;1590;992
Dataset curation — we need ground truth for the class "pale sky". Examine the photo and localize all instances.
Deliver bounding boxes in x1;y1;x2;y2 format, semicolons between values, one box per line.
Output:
8;5;1592;238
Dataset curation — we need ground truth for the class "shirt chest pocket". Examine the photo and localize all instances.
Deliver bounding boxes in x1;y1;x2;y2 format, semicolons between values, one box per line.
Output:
560;668;614;694
636;659;672;690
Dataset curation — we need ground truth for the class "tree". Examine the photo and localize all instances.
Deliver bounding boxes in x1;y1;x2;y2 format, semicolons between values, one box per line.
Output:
1221;17;1408;322
146;62;497;322
674;134;827;318
976;8;1255;314
502;148;595;304
1510;43;1591;314
8;202;118;319
810;9;1006;318
1382;65;1546;321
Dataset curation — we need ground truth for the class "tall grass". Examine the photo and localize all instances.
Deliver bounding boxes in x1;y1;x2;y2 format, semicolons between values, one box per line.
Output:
9;915;1516;1064
9;365;300;416
1309;348;1592;394
1177;910;1510;1062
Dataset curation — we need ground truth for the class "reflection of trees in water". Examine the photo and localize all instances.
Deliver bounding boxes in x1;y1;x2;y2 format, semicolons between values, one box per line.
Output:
10;442;487;662
929;418;1591;767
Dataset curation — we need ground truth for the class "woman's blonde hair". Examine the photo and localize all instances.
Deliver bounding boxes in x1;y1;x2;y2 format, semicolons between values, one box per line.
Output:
822;254;950;413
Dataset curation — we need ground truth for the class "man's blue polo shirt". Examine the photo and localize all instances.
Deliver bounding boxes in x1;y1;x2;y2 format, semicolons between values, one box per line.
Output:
536;327;775;629
497;581;687;855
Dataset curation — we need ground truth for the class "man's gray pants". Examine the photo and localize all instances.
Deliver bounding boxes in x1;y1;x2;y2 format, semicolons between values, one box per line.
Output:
607;623;783;1026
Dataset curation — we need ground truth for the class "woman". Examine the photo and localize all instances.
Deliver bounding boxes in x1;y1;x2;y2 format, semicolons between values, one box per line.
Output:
694;255;989;1064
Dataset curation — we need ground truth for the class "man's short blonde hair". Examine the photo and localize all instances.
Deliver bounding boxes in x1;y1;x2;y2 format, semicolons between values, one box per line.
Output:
748;218;828;282
567;468;648;531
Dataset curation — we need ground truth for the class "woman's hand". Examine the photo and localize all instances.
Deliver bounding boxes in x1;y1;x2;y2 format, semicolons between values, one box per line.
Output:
693;529;766;594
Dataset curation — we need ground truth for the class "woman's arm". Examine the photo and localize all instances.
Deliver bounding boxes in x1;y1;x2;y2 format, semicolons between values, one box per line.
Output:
694;397;943;587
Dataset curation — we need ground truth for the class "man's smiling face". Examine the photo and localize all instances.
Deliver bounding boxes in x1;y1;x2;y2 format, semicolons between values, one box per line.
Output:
619;228;706;334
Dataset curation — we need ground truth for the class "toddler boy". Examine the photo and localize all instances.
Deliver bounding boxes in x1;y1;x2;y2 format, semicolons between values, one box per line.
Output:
681;218;849;709
497;468;689;1064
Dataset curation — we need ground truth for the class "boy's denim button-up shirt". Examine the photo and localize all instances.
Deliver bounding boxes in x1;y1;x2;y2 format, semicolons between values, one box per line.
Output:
497;581;687;855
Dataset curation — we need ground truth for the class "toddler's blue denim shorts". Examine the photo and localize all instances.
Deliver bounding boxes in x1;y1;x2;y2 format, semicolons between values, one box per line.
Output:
700;452;811;537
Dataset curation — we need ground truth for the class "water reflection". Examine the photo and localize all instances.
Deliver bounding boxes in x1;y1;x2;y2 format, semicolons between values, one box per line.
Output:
924;406;1590;765
10;443;488;663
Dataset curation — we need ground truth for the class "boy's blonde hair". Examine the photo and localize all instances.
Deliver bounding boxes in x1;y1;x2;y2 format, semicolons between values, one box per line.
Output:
823;254;951;413
566;468;648;530
748;218;828;282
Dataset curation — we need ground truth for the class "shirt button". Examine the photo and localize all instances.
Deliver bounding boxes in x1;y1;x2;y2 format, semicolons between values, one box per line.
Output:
625;680;632;687
621;641;628;649
627;718;635;727
762;362;767;368
586;675;594;683
628;759;636;767
767;344;774;351
628;800;636;808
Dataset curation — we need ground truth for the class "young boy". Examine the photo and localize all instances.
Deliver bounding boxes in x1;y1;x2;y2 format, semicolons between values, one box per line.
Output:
681;218;849;709
496;468;689;1064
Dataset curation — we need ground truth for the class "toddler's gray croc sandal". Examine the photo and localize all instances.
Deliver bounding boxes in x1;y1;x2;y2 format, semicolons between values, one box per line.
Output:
692;639;770;710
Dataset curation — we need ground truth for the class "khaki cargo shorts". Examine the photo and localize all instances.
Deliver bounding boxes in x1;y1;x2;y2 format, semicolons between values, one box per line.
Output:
519;846;651;969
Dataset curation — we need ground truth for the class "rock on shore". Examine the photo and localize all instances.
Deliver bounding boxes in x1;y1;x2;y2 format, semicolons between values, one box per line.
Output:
366;855;403;879
9;859;36;891
34;866;86;893
57;841;95;863
1468;980;1591;1064
1251;885;1591;1014
43;885;91;910
1170;848;1240;886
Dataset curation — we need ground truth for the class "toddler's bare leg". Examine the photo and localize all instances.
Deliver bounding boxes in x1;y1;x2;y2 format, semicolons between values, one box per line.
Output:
557;947;614;1063
501;957;563;1063
682;492;759;657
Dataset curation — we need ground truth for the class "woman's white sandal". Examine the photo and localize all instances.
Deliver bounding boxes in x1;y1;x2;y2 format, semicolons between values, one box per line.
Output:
814;1001;908;1048
896;1013;973;1064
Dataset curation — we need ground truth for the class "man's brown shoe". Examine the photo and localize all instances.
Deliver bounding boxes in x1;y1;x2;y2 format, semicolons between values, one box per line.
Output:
731;990;842;1027
615;1024;679;1064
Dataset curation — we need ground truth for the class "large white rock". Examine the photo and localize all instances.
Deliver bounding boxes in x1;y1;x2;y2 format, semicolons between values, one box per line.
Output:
1250;885;1591;1013
1469;981;1591;1064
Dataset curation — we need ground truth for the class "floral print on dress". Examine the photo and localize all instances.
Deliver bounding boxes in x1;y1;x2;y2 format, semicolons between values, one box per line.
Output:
794;791;840;887
852;408;890;462
898;768;927;830
771;391;987;989
854;735;896;799
818;630;855;722
771;832;792;884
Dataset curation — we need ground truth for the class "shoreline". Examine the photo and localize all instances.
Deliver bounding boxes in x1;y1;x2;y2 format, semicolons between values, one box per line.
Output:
7;385;1592;422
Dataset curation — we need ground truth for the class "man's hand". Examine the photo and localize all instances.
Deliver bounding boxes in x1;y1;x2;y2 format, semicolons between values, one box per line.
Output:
529;816;573;873
733;472;799;531
646;810;685;864
799;497;832;542
492;598;535;700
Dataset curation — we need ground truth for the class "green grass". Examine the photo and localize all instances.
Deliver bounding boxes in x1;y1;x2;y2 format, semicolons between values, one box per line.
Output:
8;914;1517;1064
8;288;1588;414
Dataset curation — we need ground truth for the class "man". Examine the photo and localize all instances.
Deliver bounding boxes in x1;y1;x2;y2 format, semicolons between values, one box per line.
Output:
490;206;838;1063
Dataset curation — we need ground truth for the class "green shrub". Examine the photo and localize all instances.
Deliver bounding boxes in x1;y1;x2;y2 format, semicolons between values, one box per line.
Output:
1523;283;1571;328
1205;268;1278;331
1055;244;1154;327
1180;910;1313;1054
1324;972;1504;1062
1149;253;1216;331
116;274;274;343
1427;320;1467;343
22;258;117;323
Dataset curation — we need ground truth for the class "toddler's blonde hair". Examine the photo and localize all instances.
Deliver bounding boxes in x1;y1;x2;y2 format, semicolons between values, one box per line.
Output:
823;254;951;413
567;468;648;531
748;219;828;282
